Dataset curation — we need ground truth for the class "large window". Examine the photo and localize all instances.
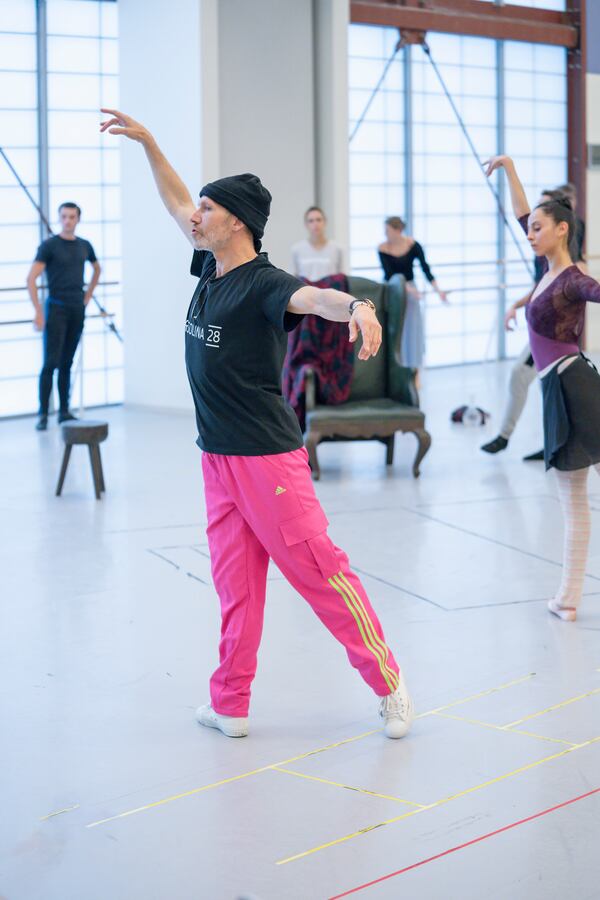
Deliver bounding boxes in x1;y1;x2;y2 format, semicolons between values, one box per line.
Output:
411;34;500;366
503;38;568;358
0;0;122;418
349;26;405;278
348;25;567;366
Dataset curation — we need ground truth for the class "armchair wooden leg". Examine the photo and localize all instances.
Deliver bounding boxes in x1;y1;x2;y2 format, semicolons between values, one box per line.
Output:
385;435;395;466
412;428;432;478
305;431;321;480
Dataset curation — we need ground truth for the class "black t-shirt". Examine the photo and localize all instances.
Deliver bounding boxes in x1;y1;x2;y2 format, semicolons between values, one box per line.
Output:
34;235;97;306
185;250;305;455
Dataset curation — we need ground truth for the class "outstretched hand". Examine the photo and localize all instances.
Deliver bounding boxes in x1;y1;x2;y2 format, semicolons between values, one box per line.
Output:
504;305;517;332
482;155;512;178
99;108;151;144
349;307;382;360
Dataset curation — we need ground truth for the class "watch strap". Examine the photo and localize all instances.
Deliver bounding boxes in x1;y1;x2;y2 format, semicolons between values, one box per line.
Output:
349;298;375;315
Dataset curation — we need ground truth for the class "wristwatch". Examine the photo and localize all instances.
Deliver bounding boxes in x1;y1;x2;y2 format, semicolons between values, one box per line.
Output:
349;298;376;315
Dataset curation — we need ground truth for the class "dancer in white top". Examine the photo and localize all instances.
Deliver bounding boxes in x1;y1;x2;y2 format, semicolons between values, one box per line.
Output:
291;206;344;282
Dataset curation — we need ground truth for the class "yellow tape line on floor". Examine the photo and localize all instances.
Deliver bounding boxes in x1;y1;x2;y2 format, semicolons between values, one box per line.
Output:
85;730;381;829
434;712;578;747
417;673;535;718
501;686;600;730
275;735;600;865
39;804;80;821
272;767;426;808
84;673;535;829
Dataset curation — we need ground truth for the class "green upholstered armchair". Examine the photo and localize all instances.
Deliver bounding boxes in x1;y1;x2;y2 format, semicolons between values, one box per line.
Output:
304;275;431;480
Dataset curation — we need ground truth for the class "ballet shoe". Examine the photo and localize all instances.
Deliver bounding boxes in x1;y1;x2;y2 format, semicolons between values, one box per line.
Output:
481;435;508;454
547;599;577;622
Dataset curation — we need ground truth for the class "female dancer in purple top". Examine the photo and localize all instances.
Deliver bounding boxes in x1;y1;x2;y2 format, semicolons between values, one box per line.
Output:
486;155;600;622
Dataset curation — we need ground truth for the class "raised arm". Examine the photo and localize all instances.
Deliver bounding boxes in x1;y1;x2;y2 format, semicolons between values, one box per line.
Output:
288;285;381;360
100;108;196;245
483;156;530;220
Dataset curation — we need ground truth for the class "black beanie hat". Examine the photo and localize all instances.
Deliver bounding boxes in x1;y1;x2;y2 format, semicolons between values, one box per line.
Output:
199;173;271;251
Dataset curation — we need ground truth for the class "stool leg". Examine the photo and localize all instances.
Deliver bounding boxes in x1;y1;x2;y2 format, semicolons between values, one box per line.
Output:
96;445;106;493
88;443;102;500
56;444;72;496
385;435;395;466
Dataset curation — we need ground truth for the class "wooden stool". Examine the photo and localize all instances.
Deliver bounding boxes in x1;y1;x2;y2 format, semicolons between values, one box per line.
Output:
56;420;109;500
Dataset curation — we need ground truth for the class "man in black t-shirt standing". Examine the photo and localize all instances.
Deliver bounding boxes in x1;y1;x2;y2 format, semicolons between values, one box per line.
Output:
27;202;101;430
101;108;413;740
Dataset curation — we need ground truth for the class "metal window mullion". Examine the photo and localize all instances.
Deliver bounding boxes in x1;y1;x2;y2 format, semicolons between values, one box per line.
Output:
35;0;49;246
403;43;412;233
496;35;506;362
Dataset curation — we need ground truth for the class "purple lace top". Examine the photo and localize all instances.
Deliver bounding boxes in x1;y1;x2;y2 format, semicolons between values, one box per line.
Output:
518;215;600;370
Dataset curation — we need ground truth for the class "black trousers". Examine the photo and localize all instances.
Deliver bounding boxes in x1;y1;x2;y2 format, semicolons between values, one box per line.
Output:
39;301;85;415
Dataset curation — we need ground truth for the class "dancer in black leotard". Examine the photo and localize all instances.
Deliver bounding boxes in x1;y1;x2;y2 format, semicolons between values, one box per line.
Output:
378;216;447;380
378;216;447;302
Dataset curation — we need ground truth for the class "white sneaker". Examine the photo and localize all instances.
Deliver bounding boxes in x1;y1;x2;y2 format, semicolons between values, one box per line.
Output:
379;678;414;739
195;704;249;738
548;599;577;622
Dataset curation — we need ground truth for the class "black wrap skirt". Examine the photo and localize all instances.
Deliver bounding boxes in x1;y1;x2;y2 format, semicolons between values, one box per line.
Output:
541;354;600;471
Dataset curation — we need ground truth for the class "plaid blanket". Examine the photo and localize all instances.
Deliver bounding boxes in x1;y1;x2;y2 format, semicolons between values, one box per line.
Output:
282;273;354;431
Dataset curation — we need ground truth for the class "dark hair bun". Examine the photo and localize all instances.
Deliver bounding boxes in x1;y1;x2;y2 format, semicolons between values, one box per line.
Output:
556;195;573;211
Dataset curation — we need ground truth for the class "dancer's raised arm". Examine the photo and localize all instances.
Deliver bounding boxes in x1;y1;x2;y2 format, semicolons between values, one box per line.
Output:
484;155;530;220
100;108;196;245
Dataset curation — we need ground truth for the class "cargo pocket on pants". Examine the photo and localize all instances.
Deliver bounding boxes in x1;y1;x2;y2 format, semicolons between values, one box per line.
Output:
279;504;340;580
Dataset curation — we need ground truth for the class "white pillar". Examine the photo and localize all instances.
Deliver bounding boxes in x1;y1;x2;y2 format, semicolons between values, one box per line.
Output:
314;0;350;262
216;0;316;270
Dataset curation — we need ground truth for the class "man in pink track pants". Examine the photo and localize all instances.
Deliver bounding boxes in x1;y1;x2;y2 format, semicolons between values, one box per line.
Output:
101;108;413;740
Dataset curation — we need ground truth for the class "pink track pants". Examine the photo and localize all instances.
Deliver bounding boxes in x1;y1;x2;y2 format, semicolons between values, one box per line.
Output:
202;447;400;717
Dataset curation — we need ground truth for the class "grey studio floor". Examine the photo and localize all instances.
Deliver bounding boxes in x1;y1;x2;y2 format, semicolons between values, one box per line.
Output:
1;359;600;900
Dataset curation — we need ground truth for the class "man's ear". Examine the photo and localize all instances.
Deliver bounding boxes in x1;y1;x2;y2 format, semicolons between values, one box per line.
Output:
230;216;246;234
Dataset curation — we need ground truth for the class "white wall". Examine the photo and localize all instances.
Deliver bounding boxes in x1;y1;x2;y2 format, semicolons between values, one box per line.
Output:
119;0;217;412
586;72;600;349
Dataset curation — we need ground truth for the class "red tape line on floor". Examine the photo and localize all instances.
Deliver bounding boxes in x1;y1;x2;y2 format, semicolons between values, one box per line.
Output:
328;786;600;899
